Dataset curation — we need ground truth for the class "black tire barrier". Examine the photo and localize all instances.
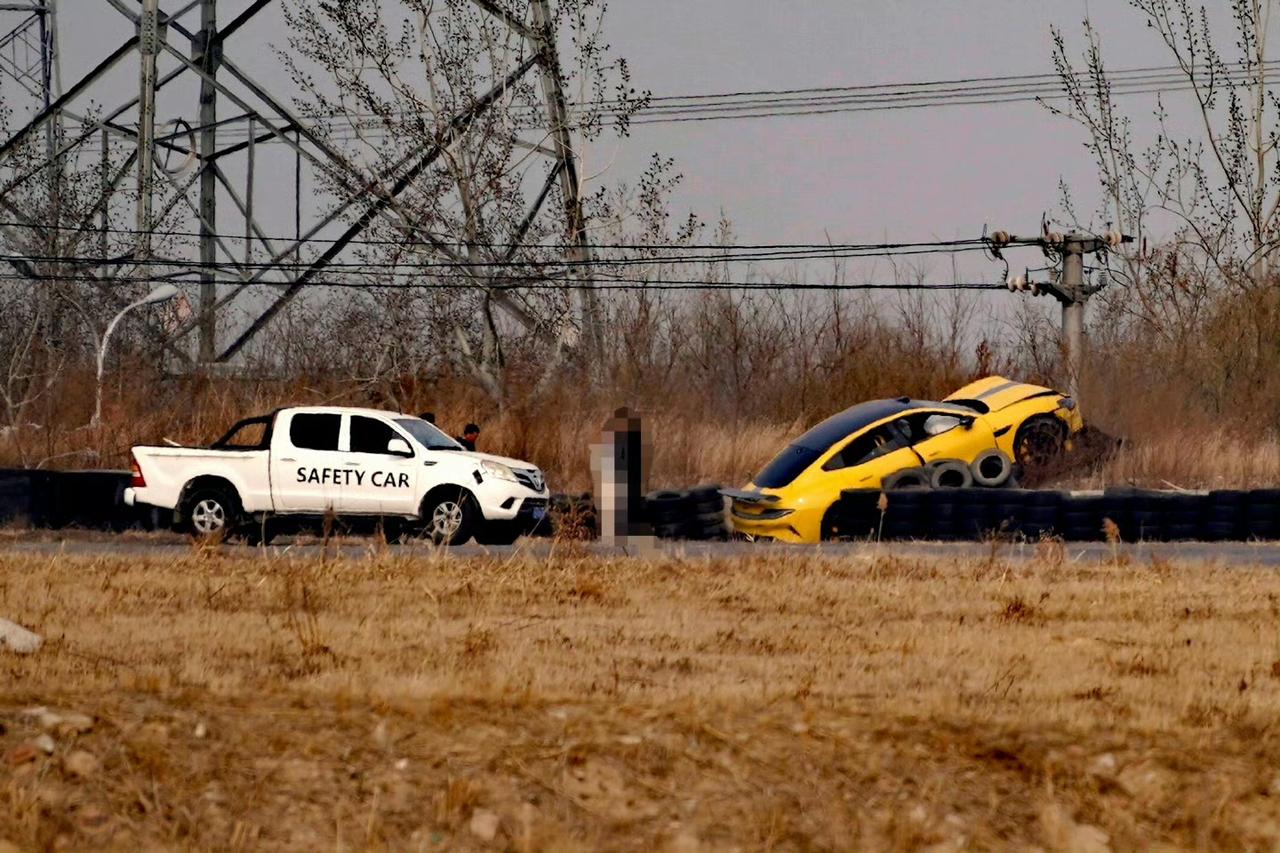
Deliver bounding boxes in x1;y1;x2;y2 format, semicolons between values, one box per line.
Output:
928;490;964;541
0;469;34;524
0;469;163;531
17;471;1280;545
829;486;1280;543
880;489;930;540
827;489;883;540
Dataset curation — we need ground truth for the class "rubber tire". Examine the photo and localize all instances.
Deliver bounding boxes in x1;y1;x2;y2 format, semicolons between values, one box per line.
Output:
1205;521;1241;542
181;485;241;540
420;491;479;546
655;522;684;540
883;468;930;490
687;485;723;504
970;449;1014;488
930;460;974;490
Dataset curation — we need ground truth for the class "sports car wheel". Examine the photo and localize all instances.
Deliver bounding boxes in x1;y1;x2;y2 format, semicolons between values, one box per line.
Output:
1014;415;1066;471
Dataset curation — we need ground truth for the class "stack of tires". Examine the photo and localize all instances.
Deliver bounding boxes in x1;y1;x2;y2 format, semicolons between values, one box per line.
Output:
882;449;1018;492
645;485;729;541
546;486;729;541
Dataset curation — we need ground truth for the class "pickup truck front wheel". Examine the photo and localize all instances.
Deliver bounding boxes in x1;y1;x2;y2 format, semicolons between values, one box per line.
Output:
182;486;240;540
421;491;478;546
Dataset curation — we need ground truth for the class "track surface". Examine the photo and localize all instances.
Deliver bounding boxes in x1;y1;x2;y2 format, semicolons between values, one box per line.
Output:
0;532;1275;564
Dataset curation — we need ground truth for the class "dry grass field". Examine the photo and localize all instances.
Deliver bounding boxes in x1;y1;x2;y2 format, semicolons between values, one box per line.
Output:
4;542;1280;850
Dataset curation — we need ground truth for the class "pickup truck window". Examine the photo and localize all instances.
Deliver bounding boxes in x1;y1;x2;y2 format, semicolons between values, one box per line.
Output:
211;415;272;450
350;416;405;455
290;413;340;451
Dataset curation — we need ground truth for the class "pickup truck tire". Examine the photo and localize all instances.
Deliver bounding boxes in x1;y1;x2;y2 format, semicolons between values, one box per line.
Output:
421;490;478;546
182;485;240;540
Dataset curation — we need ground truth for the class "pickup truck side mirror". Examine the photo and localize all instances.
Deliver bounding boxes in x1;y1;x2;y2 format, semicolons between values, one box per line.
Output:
386;438;413;457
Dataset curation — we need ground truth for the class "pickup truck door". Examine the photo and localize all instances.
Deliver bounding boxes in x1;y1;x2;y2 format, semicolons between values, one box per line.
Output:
343;415;419;515
270;411;349;512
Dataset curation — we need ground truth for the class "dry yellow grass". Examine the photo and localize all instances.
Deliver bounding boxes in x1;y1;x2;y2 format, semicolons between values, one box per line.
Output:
5;544;1280;850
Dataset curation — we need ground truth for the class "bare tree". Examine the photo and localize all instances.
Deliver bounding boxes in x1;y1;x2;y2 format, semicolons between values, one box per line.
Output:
279;0;648;404
1048;1;1280;281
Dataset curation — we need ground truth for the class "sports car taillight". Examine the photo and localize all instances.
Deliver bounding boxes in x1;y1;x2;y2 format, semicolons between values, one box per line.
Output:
130;455;146;488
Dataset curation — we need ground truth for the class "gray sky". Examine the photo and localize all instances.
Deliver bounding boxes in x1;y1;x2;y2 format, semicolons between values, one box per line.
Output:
4;1;1234;288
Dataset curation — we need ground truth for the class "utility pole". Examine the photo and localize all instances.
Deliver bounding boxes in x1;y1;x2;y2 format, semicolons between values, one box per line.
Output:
996;229;1131;408
135;0;159;260
1056;234;1102;403
195;0;218;362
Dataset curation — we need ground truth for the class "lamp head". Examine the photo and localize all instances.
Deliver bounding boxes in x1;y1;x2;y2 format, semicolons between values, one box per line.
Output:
142;283;180;305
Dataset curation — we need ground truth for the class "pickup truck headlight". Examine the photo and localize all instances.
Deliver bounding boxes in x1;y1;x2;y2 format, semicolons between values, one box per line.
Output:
480;460;518;483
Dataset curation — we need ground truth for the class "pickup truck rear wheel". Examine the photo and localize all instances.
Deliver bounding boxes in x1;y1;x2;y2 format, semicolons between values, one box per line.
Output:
421;491;478;546
182;486;240;540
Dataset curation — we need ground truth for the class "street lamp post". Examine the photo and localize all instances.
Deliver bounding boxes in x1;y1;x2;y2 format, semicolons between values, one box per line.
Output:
92;283;179;426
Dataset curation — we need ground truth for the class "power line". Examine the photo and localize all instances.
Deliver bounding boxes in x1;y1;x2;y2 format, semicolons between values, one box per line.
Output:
129;60;1279;139
0;218;1006;257
54;58;1274;149
0;262;1001;292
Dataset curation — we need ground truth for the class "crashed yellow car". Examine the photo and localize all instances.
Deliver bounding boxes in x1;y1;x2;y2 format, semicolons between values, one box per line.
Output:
726;376;1084;543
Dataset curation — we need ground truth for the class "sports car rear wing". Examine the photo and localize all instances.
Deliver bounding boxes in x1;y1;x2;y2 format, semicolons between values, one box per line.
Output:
719;488;781;504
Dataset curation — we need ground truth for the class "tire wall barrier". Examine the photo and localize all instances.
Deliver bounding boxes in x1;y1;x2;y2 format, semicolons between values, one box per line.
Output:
0;469;167;531
543;486;729;541
14;471;1279;544
827;486;1280;543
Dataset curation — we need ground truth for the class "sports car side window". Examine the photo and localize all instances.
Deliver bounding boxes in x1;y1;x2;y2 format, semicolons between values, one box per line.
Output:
896;412;962;444
922;414;962;437
823;424;909;471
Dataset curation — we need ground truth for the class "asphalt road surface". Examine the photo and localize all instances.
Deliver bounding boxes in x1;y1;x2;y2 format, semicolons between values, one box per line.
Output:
2;532;1279;565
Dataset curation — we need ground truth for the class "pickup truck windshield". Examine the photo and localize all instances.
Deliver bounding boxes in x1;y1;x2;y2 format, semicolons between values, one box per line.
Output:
395;418;464;451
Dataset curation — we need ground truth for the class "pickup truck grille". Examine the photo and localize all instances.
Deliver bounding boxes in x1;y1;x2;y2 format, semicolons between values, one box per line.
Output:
514;468;545;492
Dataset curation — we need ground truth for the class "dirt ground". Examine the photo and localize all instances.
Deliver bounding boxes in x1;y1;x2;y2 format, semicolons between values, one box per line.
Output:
4;542;1280;850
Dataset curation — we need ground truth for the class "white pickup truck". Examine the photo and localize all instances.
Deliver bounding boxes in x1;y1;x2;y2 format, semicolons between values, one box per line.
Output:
123;406;550;545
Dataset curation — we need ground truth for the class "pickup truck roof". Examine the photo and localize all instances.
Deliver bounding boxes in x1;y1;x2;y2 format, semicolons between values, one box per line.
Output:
209;406;430;451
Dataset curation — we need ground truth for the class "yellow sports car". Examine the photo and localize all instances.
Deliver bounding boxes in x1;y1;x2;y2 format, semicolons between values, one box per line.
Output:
726;376;1084;543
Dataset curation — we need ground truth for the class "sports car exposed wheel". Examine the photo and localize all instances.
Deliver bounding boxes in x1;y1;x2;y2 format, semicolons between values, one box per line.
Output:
1013;415;1066;471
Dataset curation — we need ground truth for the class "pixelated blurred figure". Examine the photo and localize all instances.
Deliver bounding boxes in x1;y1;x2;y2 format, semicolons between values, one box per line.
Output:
591;406;654;547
